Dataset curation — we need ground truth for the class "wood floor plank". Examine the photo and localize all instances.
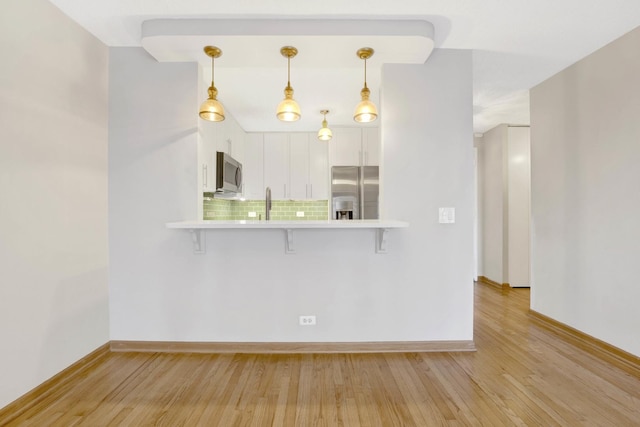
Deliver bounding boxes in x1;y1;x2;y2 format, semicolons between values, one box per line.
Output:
2;283;639;426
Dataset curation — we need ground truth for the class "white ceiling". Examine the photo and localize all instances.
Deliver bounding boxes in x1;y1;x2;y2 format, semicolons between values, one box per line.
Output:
47;0;640;133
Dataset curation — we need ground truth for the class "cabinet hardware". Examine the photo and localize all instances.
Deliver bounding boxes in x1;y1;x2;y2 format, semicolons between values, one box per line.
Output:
203;164;208;188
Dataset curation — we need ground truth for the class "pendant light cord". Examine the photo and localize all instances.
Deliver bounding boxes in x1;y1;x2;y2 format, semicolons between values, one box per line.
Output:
211;56;215;86
363;58;368;89
287;56;291;87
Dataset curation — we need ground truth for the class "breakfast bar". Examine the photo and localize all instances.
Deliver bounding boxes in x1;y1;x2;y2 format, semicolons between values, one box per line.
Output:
166;219;409;254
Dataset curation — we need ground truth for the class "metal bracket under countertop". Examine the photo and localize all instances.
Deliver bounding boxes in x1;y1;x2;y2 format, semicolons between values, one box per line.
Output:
189;229;205;254
376;228;390;254
285;229;295;254
186;228;390;254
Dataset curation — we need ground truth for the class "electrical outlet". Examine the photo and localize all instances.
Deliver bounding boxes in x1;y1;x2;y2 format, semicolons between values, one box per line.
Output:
296;211;305;217
299;315;316;326
248;211;257;217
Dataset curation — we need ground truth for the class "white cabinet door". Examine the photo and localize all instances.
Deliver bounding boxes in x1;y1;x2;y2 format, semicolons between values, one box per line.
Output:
199;121;218;192
289;133;310;199
308;133;329;199
330;128;362;166
230;123;245;165
328;127;379;167
212;119;228;154
222;114;246;164
244;133;264;200
244;131;330;201
263;133;290;199
362;127;380;166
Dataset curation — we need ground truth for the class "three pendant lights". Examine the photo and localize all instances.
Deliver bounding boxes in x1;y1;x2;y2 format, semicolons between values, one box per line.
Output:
198;45;379;141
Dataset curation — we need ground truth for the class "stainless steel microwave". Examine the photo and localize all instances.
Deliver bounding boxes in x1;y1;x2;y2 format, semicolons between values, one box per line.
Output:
216;151;243;194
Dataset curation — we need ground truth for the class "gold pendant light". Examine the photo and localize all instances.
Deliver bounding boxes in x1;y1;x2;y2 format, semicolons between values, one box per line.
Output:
353;47;378;123
199;46;225;122
276;46;301;122
317;110;333;141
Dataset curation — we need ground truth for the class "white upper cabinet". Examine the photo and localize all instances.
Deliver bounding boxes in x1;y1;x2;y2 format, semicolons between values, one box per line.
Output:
308;135;329;199
329;127;379;166
290;133;329;200
263;133;290;200
244;132;329;201
330;128;362;166
198;114;246;193
362;127;380;166
244;133;264;200
219;114;245;163
199;120;220;192
200;122;332;202
289;133;311;199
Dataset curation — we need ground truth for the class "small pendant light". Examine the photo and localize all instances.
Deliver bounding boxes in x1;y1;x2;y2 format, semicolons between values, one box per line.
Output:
317;110;333;141
199;46;225;122
276;46;301;122
353;47;378;123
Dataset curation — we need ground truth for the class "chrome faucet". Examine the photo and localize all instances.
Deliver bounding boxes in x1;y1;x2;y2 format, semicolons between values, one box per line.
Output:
265;186;272;220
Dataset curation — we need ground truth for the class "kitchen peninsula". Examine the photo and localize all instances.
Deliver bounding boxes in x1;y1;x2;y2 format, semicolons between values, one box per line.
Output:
106;44;474;355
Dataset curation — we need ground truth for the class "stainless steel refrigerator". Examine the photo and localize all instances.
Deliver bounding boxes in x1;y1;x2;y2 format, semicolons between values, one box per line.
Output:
331;166;379;220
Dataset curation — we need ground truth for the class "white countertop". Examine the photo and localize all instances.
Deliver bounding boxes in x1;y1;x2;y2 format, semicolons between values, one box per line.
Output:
166;219;409;229
167;220;408;254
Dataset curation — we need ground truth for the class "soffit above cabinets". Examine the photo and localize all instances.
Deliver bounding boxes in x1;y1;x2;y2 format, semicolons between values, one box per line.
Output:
141;19;435;132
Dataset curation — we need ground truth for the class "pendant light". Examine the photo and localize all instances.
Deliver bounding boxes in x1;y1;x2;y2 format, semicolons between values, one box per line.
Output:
353;47;378;123
317;110;333;141
199;46;225;122
276;46;301;122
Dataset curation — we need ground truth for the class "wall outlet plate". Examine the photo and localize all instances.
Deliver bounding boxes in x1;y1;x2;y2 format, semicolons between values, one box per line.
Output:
299;315;316;326
248;211;257;217
296;211;305;217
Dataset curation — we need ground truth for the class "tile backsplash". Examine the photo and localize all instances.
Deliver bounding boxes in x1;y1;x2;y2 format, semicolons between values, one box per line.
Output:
204;197;328;220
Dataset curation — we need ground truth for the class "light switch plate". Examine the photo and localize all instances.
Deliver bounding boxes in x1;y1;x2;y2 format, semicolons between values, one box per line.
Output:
296;211;305;217
439;207;455;224
248;211;257;218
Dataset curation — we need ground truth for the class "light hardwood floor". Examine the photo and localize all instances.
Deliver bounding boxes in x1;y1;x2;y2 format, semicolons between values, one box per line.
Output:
2;284;639;426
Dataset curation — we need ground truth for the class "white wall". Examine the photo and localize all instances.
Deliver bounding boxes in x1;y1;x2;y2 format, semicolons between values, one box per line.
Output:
0;0;109;408
108;47;474;343
382;50;475;339
108;49;199;340
507;127;531;287
479;125;508;283
530;26;640;356
474;137;484;279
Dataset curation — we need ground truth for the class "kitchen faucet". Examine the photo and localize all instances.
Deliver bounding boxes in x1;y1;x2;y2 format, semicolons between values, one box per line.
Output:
265;187;271;220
